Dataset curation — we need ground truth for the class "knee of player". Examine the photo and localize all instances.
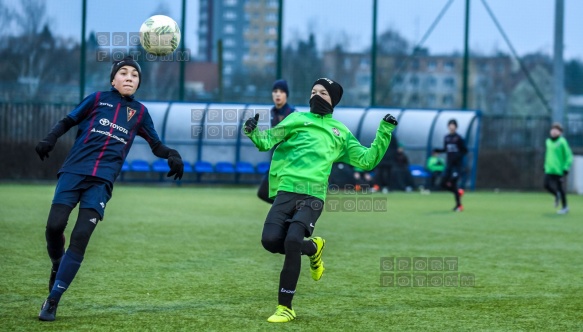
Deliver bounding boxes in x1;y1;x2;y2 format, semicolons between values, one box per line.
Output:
46;204;73;234
261;236;283;253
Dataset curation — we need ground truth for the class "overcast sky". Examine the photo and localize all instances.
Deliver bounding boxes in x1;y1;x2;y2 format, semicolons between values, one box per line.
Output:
39;0;583;60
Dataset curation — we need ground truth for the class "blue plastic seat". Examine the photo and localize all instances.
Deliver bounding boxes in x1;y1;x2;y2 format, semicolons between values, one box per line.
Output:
235;161;255;174
215;162;235;173
194;161;213;173
183;161;193;173
130;160;150;172
256;161;270;174
121;161;130;172
152;159;170;173
409;164;430;178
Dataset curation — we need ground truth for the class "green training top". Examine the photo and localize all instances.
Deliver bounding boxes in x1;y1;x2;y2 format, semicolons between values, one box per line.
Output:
246;111;396;200
544;136;573;176
426;156;445;172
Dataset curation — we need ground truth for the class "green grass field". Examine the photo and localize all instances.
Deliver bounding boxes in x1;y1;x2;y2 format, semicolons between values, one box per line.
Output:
1;184;582;331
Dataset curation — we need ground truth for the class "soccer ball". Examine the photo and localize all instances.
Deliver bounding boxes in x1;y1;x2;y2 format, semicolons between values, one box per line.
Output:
139;15;181;56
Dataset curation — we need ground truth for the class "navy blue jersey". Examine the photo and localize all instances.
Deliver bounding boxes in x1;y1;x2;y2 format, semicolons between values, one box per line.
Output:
59;88;161;184
435;133;467;167
270;103;295;127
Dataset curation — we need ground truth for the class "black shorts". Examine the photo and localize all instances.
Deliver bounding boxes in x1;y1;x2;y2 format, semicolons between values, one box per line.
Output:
265;191;324;237
441;165;461;183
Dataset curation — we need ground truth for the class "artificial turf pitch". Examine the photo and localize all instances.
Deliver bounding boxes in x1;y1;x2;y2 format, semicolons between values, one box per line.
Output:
0;184;582;331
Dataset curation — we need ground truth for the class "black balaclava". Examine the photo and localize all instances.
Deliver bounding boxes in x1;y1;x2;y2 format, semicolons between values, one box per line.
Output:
310;78;343;116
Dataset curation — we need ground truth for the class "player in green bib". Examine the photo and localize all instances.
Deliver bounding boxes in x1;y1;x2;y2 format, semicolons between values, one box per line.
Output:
244;78;398;323
544;122;573;214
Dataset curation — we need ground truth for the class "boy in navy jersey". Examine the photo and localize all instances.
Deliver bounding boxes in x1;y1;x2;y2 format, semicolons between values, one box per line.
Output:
36;56;184;321
434;119;467;211
257;79;295;203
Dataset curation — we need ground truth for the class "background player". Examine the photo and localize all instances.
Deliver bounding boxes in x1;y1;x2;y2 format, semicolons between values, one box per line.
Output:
244;78;398;323
434;119;467;211
544;122;573;214
35;56;184;321
257;79;295;203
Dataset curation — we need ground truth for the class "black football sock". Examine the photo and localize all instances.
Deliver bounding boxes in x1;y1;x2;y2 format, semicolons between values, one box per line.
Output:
45;204;72;263
301;239;317;256
278;223;305;309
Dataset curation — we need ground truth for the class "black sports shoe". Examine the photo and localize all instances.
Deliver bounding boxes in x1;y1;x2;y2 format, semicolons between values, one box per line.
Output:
39;298;58;321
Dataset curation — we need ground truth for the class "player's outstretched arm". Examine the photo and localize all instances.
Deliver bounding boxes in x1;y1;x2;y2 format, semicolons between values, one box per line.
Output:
338;114;398;171
35;116;76;161
151;142;184;180
244;113;291;152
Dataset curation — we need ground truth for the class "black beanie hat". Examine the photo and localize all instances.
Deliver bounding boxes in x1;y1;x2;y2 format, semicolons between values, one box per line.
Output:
272;79;289;96
448;119;458;127
110;56;142;89
312;78;343;107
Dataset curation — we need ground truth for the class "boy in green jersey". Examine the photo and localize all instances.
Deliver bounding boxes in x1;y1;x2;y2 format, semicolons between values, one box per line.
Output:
544;122;573;214
244;78;398;322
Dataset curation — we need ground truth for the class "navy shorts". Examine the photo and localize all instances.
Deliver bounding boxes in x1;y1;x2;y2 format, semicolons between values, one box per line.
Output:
52;173;113;219
265;191;324;237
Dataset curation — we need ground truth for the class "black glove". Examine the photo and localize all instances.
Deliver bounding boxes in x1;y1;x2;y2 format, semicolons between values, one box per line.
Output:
383;114;398;125
166;150;184;180
563;170;569;176
35;134;57;161
244;114;260;133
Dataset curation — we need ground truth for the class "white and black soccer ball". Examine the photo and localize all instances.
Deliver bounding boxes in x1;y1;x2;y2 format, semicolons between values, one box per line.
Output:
139;15;181;56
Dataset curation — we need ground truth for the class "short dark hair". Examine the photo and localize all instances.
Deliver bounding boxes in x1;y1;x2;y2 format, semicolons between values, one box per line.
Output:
551;122;563;132
447;119;458;127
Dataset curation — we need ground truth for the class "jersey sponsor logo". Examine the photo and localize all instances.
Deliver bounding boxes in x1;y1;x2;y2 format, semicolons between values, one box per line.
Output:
127;107;137;121
99;102;113;108
332;127;340;136
91;127;128;145
280;287;296;294
99;118;129;134
100;202;105;208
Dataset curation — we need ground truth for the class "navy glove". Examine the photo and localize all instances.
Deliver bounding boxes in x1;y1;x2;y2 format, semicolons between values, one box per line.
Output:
244;114;260;133
35;134;57;161
383;114;398;125
167;150;184;180
563;170;569;176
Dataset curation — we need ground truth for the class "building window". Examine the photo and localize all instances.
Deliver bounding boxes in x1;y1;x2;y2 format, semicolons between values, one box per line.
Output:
224;0;237;6
223;51;235;61
393;94;402;104
265;27;277;35
394;75;403;85
266;13;277;21
410;76;419;87
442;94;454;105
427;77;437;87
265;54;275;62
224;65;233;75
268;0;278;8
411;59;420;70
444;60;455;71
223;38;236;47
444;77;455;88
224;11;237;20
410;94;419;104
427;94;436;106
224;25;235;34
428;60;437;71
